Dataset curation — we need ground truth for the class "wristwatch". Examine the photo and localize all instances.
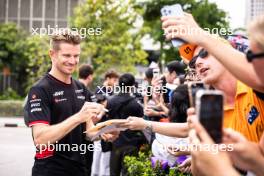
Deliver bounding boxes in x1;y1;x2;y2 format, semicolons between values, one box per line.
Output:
144;120;153;133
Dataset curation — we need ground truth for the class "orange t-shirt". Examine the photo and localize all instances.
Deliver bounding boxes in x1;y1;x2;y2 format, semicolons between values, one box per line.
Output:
223;81;264;142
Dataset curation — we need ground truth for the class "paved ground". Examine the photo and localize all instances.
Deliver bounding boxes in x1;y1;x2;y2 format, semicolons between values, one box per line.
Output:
0;117;26;127
0;124;35;176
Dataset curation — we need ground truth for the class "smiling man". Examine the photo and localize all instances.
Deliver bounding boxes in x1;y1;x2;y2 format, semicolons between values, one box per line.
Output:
25;31;118;176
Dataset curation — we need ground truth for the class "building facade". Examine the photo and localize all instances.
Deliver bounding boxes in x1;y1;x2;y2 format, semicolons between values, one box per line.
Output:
246;0;264;25
0;0;80;31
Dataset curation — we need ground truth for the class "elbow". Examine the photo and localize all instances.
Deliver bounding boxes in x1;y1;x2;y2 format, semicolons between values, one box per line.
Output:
34;137;44;149
33;135;48;150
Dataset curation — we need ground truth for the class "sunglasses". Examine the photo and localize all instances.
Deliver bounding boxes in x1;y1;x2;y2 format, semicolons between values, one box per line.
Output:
246;50;264;62
189;49;208;68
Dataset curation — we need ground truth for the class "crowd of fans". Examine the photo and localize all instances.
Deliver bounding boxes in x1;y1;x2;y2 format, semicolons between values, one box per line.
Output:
79;13;264;176
24;7;264;176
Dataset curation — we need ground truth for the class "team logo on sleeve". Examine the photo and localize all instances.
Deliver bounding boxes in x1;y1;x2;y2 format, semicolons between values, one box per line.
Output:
32;94;37;99
247;106;259;125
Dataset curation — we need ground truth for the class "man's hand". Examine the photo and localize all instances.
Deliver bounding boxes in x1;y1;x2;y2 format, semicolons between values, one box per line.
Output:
161;12;208;45
223;128;264;175
178;157;192;173
144;107;160;117
78;102;105;123
122;116;148;131
101;131;120;142
188;115;239;176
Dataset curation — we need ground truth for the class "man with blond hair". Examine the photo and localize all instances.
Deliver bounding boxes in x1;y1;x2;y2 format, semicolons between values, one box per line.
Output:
25;32;117;176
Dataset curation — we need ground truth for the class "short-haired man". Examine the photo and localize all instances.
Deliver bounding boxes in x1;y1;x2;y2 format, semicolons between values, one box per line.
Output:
78;64;94;87
25;32;117;176
95;70;119;96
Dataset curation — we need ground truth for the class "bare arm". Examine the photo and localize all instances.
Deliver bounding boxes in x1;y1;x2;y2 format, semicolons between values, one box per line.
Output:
201;35;264;92
32;102;100;147
33;113;82;147
162;14;264;92
124;117;189;138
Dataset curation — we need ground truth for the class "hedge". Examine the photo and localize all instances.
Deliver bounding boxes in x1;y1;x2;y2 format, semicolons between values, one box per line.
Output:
0;100;24;116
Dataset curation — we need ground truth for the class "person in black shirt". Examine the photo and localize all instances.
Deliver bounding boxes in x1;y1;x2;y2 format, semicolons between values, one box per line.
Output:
107;73;146;176
78;64;96;176
25;31;118;176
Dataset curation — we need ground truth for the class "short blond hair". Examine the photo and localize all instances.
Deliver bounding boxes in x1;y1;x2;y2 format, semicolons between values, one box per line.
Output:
248;15;264;51
50;30;81;51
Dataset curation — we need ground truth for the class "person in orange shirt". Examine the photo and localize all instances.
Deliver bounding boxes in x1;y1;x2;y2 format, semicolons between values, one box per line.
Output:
162;13;264;176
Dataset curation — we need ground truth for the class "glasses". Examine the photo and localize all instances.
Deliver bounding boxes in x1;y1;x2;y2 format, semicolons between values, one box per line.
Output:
246;50;264;62
189;49;208;68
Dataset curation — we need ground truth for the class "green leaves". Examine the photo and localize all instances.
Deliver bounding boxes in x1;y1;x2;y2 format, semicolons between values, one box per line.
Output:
71;0;147;76
140;0;230;63
0;23;50;96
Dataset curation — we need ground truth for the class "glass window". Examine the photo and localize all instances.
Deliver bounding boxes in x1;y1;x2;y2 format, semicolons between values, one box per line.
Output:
8;0;18;18
33;0;43;18
70;0;78;16
45;0;55;19
20;0;30;18
58;0;67;19
0;0;6;18
45;20;55;28
33;20;42;29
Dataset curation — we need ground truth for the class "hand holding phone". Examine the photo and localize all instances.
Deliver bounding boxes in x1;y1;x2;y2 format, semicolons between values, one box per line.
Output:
161;4;186;47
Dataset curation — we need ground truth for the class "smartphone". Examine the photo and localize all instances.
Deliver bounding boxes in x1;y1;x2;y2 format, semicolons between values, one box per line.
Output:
161;4;185;47
196;90;224;143
152;68;160;78
187;82;206;107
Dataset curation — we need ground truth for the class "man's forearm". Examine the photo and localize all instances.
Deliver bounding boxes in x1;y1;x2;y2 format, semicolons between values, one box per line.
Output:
33;113;81;146
202;35;264;92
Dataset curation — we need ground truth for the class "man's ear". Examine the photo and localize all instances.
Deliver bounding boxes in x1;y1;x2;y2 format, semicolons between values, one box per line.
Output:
49;49;56;61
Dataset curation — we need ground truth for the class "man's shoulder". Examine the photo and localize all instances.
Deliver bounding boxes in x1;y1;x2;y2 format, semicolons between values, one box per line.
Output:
73;79;86;89
30;75;50;91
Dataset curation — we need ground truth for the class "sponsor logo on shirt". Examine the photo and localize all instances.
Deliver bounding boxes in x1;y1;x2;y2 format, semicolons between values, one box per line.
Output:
30;99;41;103
77;95;85;100
54;98;67;103
75;89;84;93
31;108;42;113
32;94;37;99
31;103;40;108
53;91;64;97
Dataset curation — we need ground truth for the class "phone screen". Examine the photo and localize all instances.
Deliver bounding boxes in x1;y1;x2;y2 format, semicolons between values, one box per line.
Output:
153;68;160;78
199;94;223;143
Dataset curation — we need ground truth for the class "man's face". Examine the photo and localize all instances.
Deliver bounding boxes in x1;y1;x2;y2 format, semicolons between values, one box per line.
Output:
165;70;176;84
250;40;264;84
194;46;226;84
107;77;118;87
50;43;80;76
